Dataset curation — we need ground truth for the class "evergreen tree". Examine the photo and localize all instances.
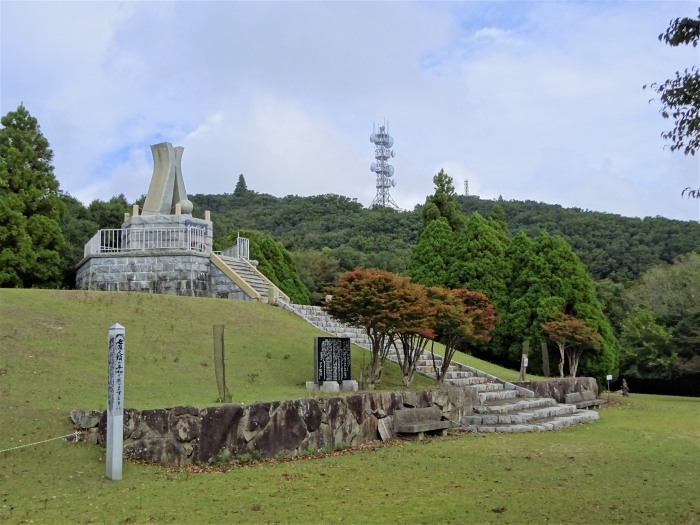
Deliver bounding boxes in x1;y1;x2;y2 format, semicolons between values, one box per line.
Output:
233;174;249;197
215;229;310;304
482;231;535;361
619;306;675;379
407;217;454;287
488;203;510;245
448;212;508;307
59;193;99;287
87;194;129;228
503;231;618;379
422;170;465;232
0;104;65;287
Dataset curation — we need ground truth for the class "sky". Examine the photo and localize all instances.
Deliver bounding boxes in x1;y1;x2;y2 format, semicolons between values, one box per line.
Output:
2;1;699;221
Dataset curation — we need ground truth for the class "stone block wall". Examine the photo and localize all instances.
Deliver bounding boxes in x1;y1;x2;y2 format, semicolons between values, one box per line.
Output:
515;377;598;403
209;264;254;300
86;387;477;467
76;252;212;296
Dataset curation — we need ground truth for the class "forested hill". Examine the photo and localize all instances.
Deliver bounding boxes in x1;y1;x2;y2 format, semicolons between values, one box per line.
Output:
190;189;700;284
457;196;700;282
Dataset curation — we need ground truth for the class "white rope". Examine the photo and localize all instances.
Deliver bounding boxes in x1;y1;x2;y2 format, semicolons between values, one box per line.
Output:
0;432;81;453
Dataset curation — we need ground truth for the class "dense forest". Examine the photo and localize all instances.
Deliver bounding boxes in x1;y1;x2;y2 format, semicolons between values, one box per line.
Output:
57;182;700;300
187;177;700;295
456;195;700;282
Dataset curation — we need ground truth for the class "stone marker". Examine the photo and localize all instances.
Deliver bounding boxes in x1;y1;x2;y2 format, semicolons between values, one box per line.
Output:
306;336;358;392
314;336;351;384
106;323;125;480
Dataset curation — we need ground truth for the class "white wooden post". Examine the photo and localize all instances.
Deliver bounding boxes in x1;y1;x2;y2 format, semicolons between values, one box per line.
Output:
106;323;125;480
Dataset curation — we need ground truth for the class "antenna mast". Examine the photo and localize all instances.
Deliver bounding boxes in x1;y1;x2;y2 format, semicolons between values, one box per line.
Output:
370;121;399;209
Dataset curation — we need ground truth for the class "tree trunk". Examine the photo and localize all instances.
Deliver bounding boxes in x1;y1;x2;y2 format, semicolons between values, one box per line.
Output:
567;348;582;378
558;343;566;378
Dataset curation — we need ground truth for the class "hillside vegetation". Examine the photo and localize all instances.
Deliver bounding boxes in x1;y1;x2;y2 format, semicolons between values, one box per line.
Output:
57;184;700;301
190;186;700;286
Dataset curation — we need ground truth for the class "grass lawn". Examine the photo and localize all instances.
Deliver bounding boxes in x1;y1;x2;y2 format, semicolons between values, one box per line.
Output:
1;290;699;524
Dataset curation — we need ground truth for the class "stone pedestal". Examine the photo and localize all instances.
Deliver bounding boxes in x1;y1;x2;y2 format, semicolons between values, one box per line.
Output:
305;380;358;392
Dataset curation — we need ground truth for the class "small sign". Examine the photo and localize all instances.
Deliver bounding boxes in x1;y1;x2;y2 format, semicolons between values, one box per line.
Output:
108;329;125;415
314;337;351;384
606;374;613;381
523;357;529;368
106;323;125;481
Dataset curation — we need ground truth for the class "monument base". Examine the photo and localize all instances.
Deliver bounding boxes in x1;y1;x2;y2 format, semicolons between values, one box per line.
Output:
306;380;358;392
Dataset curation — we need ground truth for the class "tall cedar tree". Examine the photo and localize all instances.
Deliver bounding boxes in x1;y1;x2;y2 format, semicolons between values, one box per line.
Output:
407;217;453;286
0;104;65;287
541;313;602;377
448;212;508;307
505;231;618;380
421;169;465;232
233;174;249;197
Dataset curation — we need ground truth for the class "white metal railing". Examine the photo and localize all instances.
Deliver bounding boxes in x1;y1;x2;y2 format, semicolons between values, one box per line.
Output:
236;234;250;259
84;226;209;257
220;234;250;259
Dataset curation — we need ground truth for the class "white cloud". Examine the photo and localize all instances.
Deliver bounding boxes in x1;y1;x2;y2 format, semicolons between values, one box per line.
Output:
1;1;698;222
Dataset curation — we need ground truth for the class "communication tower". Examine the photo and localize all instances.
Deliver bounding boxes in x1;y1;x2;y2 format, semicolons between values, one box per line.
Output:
464;179;469;196
370;121;399;209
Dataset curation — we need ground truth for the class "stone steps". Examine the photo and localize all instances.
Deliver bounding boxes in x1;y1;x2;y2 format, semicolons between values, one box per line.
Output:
219;256;270;298
473;397;558;414
478;389;519;403
473;382;504;392
463;410;599;433
465;392;600;433
414;368;475;379
463;404;576;426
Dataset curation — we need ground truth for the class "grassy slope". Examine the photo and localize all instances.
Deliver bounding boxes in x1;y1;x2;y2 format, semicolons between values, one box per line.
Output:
1;290;699;524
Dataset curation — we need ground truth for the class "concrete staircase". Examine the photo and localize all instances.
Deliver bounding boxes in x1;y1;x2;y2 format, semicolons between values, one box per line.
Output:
461;396;599;433
284;303;599;433
216;255;290;303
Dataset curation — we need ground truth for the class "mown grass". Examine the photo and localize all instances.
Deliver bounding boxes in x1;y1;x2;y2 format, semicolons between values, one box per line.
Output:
1;290;699;524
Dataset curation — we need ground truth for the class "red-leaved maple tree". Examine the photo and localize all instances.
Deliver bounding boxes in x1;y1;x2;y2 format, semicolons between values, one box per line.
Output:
429;287;499;383
323;268;409;387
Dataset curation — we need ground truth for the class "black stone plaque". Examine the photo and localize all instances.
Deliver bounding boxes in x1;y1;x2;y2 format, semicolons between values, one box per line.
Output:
314;337;351;384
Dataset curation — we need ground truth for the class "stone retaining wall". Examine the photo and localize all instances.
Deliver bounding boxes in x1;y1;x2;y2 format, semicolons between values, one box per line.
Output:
77;387;478;467
209;264;253;300
514;377;598;403
76;252;212;296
